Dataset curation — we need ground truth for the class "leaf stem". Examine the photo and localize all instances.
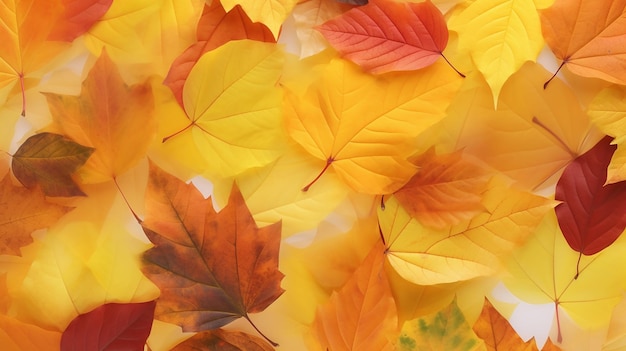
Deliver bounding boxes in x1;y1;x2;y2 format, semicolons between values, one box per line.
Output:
244;314;278;347
574;252;582;280
302;157;334;192
555;301;562;343
113;177;142;224
532;116;577;159
162;122;194;143
19;72;26;117
440;53;465;78
543;60;566;89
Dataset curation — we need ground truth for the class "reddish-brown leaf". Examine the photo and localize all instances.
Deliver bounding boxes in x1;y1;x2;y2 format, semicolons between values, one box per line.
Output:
317;0;448;74
11;133;94;197
171;329;274;351
60;301;156;351
164;1;275;106
0;173;72;255
49;0;113;41
555;136;626;268
141;162;284;336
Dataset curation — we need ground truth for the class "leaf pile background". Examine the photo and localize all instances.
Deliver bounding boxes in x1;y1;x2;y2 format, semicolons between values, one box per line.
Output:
1;0;626;350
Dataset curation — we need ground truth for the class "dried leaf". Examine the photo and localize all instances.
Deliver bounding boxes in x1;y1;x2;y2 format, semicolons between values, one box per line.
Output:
171;329;274;351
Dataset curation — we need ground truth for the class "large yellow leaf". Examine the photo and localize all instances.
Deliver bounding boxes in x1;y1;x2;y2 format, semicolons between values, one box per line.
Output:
503;212;626;343
284;58;462;194
221;0;298;38
587;84;626;183
166;40;287;178
379;178;554;285
449;0;546;104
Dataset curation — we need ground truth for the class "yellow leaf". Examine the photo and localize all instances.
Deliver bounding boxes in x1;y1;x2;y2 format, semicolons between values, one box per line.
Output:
284;58;462;194
167;40;287;178
221;0;298;38
449;0;545;103
587;84;626;183
380;178;554;285
292;0;351;57
504;212;626;342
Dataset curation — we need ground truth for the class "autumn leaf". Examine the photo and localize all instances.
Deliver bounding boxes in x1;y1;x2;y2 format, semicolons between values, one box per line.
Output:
473;298;555;351
45;50;155;184
11;133;94;197
60;301;156;351
380;178;554;285
397;298;486;351
292;0;352;58
0;314;61;351
541;0;626;87
165;0;275;106
0;173;72;255
312;241;397;351
554;136;626;277
141;162;284;345
448;0;546;103
504;211;626;343
164;40;286;178
284;58;462;194
587;84;626;183
171;329;274;351
220;0;299;38
393;149;493;229
318;0;458;75
48;0;113;42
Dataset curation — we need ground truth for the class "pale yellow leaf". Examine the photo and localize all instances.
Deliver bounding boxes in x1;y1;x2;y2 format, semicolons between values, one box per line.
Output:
221;0;298;38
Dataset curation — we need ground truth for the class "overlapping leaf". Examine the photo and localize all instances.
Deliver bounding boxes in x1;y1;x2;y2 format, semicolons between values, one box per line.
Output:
380;178;554;285
141;163;284;338
49;0;113;41
171;329;274;351
0;314;61;351
220;0;299;38
45;50;155;184
292;0;352;58
541;0;626;85
284;58;462;194
318;0;451;74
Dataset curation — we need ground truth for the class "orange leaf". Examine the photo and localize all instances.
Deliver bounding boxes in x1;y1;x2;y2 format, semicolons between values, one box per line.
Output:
0;174;72;255
48;0;113;41
171;329;274;351
541;0;626;86
393;149;492;229
312;241;397;351
473;298;559;351
11;133;94;197
164;1;275;106
141;162;284;345
45;50;156;184
317;0;452;74
0;315;61;351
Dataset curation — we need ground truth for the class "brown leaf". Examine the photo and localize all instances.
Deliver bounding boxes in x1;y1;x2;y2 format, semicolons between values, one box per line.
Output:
171;329;274;351
11;133;94;197
141;162;284;339
0;174;72;255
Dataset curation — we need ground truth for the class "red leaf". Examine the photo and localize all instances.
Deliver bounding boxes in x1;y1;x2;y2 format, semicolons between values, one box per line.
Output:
555;136;626;258
61;301;156;351
317;0;448;74
49;0;113;41
164;1;275;106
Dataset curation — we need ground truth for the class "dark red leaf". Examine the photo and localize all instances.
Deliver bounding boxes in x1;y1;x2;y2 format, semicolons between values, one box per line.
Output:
61;301;156;351
556;136;626;256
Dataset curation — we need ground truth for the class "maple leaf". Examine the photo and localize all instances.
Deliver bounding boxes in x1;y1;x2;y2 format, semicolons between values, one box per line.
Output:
0;174;72;255
48;0;113;42
504;211;626;344
448;0;546;103
554;136;626;277
45;50;155;184
587;84;626;183
0;314;62;351
164;40;286;178
312;241;397;351
541;0;626;87
450;63;601;191
397;298;486;351
393;149;493;229
171;329;274;351
165;0;275;106
11;132;94;197
318;0;462;75
292;0;352;58
380;178;554;285
141;162;284;346
473;298;559;351
61;301;156;351
284;58;462;194
220;0;299;38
